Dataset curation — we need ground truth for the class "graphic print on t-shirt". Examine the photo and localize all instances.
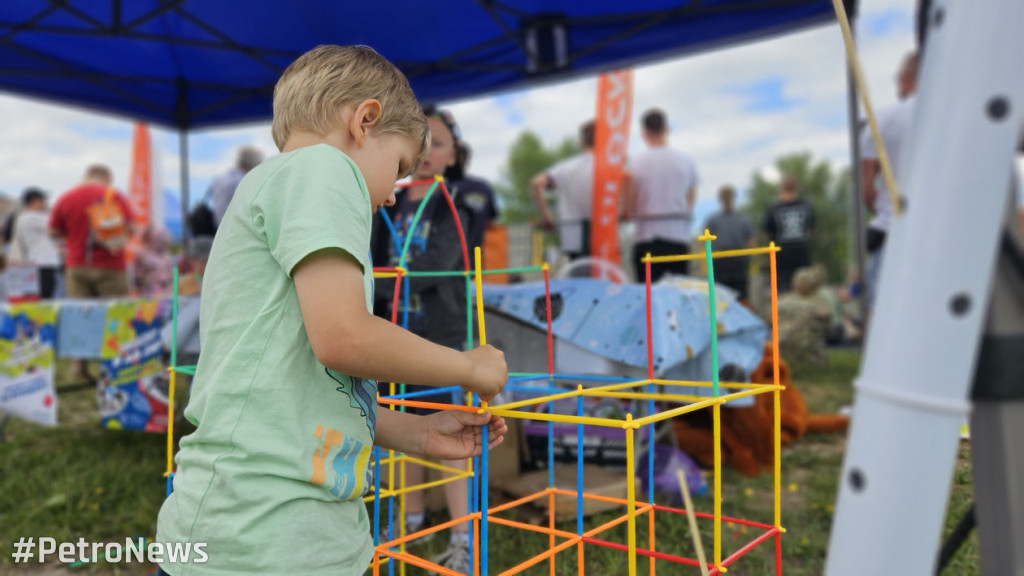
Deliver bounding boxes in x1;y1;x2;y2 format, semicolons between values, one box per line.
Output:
310;423;373;499
777;206;811;242
325;367;378;435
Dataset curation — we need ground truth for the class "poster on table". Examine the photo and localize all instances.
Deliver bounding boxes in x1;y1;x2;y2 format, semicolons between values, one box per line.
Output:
5;265;40;303
0;303;59;426
97;299;170;432
56;301;107;358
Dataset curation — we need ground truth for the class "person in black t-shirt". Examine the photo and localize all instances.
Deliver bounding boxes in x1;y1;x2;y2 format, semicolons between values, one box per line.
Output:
763;174;815;293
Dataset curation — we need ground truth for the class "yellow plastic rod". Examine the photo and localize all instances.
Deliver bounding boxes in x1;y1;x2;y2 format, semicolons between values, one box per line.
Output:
490;387;584;412
585;390;710;403
474;246;488;411
645;245;780;263
626;414;637;576
484;407;623;428
474;246;486;347
630;397;724;427
713;403;722;570
164;369;176;476
770;243;784;531
650;378;773;391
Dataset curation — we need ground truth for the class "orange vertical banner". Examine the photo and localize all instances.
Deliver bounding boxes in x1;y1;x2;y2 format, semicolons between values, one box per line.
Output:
591;69;633;276
129;123;152;228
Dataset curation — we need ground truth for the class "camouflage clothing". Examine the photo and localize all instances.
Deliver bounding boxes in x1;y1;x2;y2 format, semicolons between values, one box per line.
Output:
777;292;829;368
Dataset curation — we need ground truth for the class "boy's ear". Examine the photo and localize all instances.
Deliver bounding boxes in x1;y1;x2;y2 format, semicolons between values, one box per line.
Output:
350;99;383;147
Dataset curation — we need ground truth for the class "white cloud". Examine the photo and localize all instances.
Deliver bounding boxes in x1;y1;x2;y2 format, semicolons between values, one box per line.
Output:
0;97;134;199
450;0;920;206
1;0;969;219
0;95;274;205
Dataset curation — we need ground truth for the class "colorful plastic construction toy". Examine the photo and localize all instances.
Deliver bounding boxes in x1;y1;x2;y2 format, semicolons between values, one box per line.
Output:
366;178;787;576
165;175;786;576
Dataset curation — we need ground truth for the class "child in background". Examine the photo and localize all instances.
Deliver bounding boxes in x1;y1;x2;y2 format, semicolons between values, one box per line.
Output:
371;106;487;572
7;187;60;298
164;236;214;366
133;226;174;297
156;45;507;576
176;235;213;297
777;267;830;367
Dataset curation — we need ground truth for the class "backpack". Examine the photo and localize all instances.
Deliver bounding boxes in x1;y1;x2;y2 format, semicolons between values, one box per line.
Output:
2;210;19;245
86;188;128;253
188;202;218;237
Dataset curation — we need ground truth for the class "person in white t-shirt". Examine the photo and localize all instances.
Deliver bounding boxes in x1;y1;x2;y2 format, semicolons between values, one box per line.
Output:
530;120;595;261
626;108;699;282
861;50;918;312
9;187;60;298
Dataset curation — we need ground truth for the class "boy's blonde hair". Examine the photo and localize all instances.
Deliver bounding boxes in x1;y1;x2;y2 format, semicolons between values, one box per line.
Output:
272;45;429;168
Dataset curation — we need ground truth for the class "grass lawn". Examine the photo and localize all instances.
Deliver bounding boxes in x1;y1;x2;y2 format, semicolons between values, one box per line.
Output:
0;350;979;574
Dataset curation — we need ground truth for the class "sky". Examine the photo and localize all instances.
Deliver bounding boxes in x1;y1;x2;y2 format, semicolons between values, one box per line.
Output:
0;0;1017;230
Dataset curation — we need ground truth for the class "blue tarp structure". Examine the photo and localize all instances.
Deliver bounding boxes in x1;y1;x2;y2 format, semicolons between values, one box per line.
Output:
482;278;767;393
0;1;835;130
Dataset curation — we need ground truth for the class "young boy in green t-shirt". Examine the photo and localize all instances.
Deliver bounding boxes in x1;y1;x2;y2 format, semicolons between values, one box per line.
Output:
156;45;507;576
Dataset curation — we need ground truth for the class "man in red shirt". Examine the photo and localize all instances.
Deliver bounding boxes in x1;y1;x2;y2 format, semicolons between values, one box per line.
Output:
49;164;134;298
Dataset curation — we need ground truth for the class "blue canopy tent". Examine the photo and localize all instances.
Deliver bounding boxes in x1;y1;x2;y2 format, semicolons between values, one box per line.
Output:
0;0;847;239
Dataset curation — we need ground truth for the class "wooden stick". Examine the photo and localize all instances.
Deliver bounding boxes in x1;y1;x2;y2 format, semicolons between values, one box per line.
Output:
678;469;710;576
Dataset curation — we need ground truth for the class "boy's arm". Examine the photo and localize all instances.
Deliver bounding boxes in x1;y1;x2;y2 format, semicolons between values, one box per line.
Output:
293;248;506;400
375;407;507;459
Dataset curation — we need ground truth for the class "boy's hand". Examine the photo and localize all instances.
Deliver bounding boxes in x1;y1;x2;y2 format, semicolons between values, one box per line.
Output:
418;411;507;460
463;345;507;403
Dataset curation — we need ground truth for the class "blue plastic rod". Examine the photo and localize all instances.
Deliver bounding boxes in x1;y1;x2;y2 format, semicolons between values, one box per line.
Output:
576;390;584;537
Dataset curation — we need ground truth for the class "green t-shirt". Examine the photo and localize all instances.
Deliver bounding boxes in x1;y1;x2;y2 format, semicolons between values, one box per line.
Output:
157;144;378;575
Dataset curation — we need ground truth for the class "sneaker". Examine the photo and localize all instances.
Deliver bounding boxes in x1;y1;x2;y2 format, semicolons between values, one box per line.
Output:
403;518;434;546
379;515;433;546
431;539;470;574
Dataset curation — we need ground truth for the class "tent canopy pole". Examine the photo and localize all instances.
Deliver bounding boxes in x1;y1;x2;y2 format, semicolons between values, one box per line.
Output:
179;130;190;254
